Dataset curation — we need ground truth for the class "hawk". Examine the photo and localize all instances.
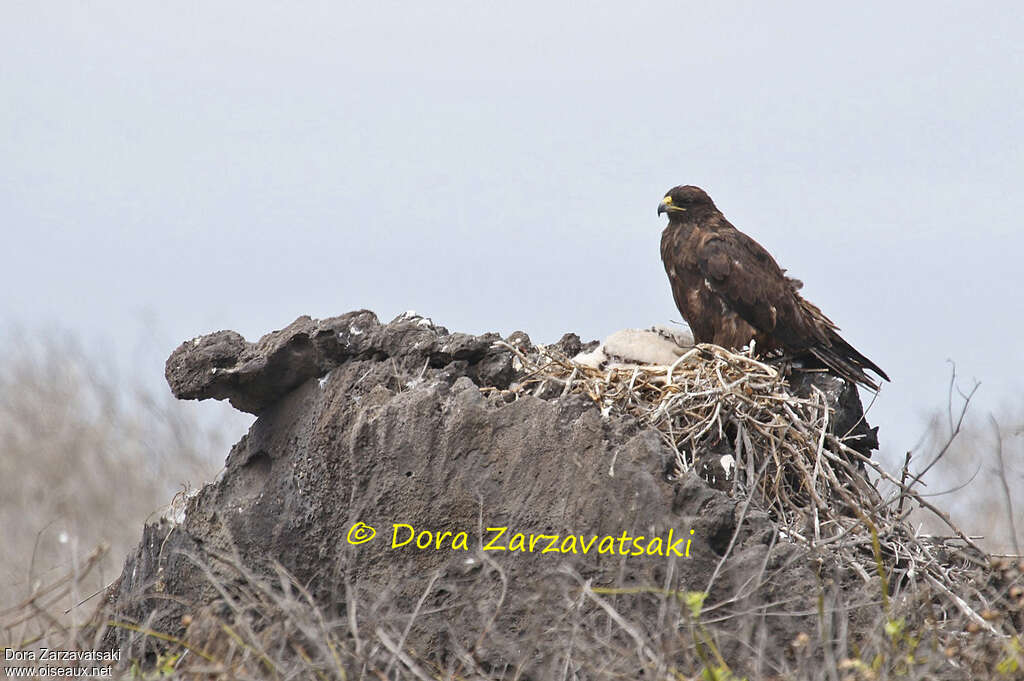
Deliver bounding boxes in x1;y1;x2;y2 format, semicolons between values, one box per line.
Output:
658;185;889;390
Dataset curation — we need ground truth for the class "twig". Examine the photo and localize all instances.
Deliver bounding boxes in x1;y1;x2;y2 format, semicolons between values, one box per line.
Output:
989;415;1021;557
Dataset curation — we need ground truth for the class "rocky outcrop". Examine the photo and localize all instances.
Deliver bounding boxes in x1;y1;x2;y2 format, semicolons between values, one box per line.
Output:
102;311;882;677
164;311;520;414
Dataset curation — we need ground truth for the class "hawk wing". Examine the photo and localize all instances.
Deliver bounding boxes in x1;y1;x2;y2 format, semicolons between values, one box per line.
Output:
696;228;826;351
696;225;889;388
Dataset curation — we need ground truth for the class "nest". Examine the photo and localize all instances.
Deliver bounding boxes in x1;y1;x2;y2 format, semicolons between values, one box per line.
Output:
485;339;1016;644
494;341;882;531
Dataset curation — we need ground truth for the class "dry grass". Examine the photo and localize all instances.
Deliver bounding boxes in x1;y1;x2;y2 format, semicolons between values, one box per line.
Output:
2;335;1022;679
0;329;242;630
482;341;1024;678
907;403;1024;556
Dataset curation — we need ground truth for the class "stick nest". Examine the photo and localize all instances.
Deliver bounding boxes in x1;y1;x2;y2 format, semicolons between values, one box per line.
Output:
485;340;1022;652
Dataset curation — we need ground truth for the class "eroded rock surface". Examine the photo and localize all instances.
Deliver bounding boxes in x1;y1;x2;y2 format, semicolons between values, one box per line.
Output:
165;311;520;414
106;311;881;677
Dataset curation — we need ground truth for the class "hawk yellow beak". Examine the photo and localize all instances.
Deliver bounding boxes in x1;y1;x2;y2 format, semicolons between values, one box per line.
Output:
657;196;672;216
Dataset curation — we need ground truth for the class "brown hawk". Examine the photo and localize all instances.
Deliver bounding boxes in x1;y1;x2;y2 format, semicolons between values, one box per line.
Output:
659;185;889;389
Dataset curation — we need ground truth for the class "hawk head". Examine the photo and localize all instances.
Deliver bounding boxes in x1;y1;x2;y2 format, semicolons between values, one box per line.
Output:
658;185;716;217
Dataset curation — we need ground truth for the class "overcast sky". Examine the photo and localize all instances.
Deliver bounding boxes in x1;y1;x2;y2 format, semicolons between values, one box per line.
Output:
2;2;1022;465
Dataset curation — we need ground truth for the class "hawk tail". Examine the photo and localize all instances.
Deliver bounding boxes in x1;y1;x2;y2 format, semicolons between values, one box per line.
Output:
809;332;890;391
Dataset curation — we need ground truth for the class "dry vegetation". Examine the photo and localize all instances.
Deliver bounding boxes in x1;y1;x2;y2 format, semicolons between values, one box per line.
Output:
904;383;1024;556
1;335;1022;680
499;343;1024;678
0;331;241;623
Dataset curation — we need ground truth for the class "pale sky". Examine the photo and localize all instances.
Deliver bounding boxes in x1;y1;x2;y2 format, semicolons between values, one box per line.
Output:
2;2;1022;466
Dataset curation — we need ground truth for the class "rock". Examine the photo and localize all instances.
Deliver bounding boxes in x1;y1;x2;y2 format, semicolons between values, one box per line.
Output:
789;368;879;457
106;311;881;677
165;310;514;414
